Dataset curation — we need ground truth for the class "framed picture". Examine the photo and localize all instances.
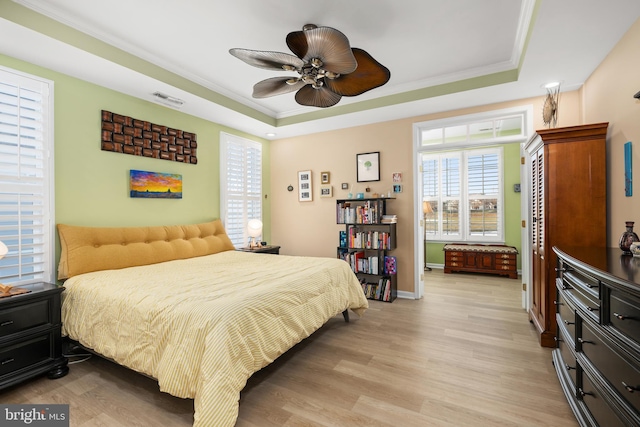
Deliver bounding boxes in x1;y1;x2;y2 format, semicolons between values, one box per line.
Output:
130;170;182;199
320;185;333;198
356;151;380;182
341;182;349;190
393;184;403;193
392;172;402;183
321;171;330;184
298;170;312;202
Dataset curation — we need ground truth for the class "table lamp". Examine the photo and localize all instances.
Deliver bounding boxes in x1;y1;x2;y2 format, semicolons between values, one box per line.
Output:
247;219;263;249
422;201;433;271
0;241;9;291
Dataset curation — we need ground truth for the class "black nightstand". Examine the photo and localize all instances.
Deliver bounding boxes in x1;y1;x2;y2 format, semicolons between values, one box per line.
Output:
237;245;281;255
0;282;69;390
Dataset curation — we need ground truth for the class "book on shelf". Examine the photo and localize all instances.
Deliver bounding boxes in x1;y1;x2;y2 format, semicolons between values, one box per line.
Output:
339;230;347;248
384;255;397;275
381;214;397;224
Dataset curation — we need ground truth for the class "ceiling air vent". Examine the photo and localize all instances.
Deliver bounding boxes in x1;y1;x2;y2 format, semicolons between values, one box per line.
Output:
152;91;185;109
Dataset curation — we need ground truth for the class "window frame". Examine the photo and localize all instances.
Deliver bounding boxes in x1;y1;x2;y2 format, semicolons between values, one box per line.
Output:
0;66;55;285
422;147;504;243
416;106;531;244
219;132;263;248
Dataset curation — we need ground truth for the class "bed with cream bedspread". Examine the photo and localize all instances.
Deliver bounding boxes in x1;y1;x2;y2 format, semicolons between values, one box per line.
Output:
61;249;368;426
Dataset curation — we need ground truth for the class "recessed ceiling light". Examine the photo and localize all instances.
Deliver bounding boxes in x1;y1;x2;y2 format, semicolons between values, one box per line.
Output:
544;81;560;89
265;132;276;137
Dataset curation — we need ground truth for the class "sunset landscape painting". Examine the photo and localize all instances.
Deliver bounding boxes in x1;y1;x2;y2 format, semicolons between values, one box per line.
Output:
130;169;182;199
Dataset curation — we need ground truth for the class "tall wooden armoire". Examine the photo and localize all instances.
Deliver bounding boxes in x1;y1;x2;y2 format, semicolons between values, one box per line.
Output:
524;123;608;347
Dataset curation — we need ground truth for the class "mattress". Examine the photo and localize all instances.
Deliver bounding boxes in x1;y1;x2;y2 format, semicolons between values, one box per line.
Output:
61;250;368;426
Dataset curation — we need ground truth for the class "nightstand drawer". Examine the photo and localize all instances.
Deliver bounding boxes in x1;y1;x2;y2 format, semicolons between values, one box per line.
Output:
0;332;53;376
0;300;50;338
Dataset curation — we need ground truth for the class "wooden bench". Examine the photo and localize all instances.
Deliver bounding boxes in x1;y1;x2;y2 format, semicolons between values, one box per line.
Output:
443;243;518;279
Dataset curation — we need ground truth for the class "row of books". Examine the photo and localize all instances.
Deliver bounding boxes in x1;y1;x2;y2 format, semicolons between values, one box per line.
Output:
338;250;397;276
344;226;393;249
361;278;393;302
380;214;397;224
339;250;380;274
336;200;385;224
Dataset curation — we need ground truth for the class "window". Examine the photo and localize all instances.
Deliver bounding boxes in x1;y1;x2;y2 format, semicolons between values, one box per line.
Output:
416;106;532;244
220;132;262;248
0;67;54;285
422;148;503;242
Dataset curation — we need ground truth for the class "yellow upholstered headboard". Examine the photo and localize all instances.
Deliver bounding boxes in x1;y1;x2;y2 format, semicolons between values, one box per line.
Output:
57;219;235;279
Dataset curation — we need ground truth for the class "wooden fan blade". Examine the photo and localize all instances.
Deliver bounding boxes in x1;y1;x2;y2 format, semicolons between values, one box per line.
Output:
229;48;304;71
253;77;305;98
287;26;357;74
325;48;390;96
295;85;342;108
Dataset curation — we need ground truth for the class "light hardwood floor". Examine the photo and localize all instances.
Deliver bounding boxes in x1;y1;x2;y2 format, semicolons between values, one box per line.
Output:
1;270;578;426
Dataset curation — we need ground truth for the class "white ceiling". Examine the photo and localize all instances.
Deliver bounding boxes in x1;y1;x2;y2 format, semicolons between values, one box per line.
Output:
2;0;640;139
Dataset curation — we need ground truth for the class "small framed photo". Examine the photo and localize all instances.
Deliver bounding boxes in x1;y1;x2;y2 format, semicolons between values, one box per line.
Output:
321;171;330;184
356;152;380;182
320;185;333;198
341;182;349;190
393;184;403;193
298;170;313;202
392;172;402;183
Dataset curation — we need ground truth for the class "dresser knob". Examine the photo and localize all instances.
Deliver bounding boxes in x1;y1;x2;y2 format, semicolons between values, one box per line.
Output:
613;312;627;320
564;364;574;371
586;306;599;312
564;320;575;325
622;382;638;393
553;300;563;306
578;338;594;345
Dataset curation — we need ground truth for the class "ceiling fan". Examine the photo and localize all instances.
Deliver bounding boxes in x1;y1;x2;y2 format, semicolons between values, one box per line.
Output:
229;24;391;108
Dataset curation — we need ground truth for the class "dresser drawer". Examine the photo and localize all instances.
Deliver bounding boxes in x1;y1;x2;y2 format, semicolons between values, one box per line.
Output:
563;267;599;298
581;320;640;411
609;289;640;345
557;289;577;342
562;281;600;322
580;368;627;427
0;300;50;338
556;324;578;386
0;332;53;377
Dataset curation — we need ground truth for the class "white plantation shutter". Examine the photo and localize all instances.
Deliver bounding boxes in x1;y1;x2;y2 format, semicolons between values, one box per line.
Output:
466;150;501;238
220;132;262;248
421;147;502;243
0;68;54;285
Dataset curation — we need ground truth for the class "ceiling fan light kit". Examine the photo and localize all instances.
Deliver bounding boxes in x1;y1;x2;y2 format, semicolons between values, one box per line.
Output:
230;24;390;108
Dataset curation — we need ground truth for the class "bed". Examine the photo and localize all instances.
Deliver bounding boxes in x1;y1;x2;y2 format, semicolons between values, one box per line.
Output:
57;219;368;427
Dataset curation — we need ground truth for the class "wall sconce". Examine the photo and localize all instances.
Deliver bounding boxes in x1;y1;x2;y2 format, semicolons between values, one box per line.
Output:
422;201;433;272
247;219;263;249
634;90;640;99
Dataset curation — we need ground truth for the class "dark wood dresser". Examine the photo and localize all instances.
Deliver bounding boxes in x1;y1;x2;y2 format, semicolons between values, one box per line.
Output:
553;246;640;426
0;282;68;390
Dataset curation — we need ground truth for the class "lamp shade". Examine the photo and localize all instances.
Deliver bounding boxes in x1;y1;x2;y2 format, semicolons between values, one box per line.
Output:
422;201;433;214
0;241;7;259
247;219;263;238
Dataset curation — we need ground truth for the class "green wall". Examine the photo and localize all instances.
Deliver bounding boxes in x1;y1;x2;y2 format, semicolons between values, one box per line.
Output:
0;54;270;264
425;142;523;267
